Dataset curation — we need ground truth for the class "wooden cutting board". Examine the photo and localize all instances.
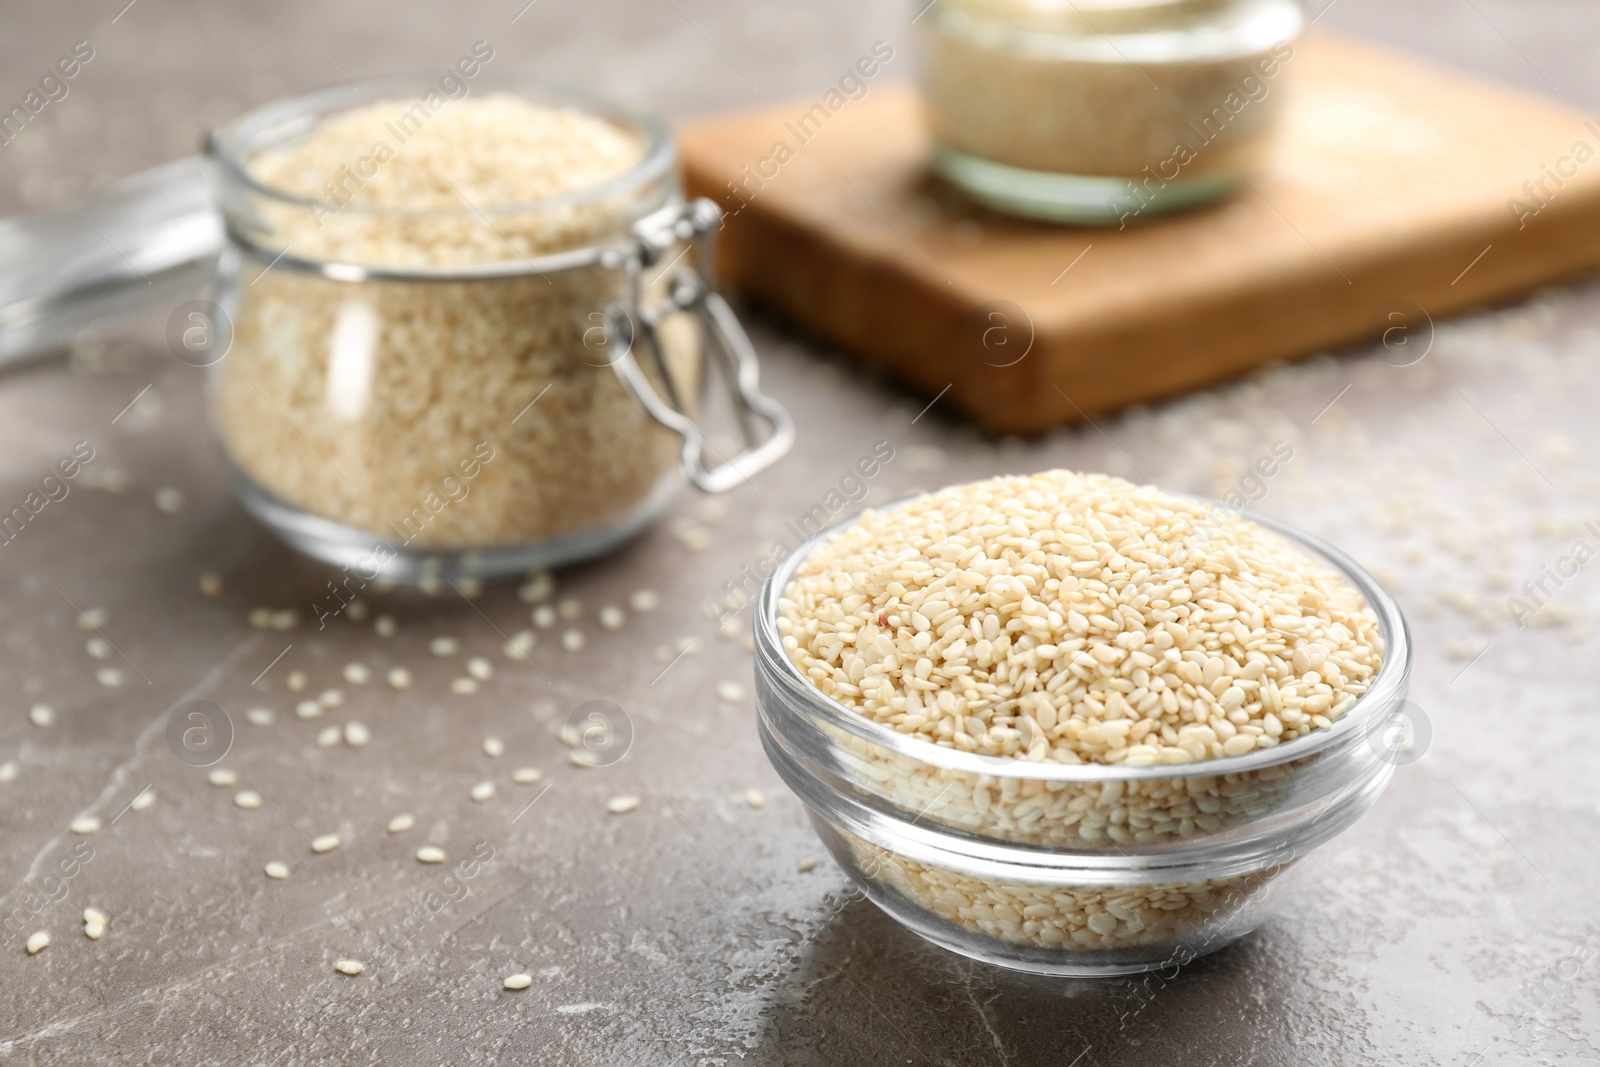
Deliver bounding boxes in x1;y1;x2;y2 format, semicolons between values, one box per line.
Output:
679;32;1600;433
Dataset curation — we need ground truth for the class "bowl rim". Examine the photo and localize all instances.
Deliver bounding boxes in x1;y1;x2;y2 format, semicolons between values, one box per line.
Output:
755;486;1412;784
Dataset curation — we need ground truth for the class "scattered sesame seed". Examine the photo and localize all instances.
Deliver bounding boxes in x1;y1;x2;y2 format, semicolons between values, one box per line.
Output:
387;667;412;691
246;707;274;726
318;688;344;708
715;681;746;703
374;614;398;637
84;921;105;941
208;768;237;787
265;861;289;879
28;704;54;728
745;789;765;809
518;572;555;603
561;629;584;651
431;637;460;657
296;700;323;720
717;617;742;641
154;486;185;514
76;607;108;630
248;608;272;628
345;599;369;621
416;845;447;864
504;973;533;990
558;598;583;620
797;856;817;873
470;781;495;802
83;907;108;926
512;767;543;784
311;834;341;853
606;794;641;814
467;657;493;681
0;761;17;785
568;750;600;769
387;814;415;834
268;609;298;631
674;637;701;657
598;606;626;630
85;636;112;659
316;725;341;747
629;589;660;613
26;931;49;955
451;677;479;695
532;605;558;629
69;816;100;834
700;498;730;524
287;670;308;692
483;736;505;758
344;721;371;748
373;579;396;594
334;959;364;975
199;572;224;598
234;790;263;810
457;578;484;598
130;788;154;811
739;634;754;654
95;668;125;688
504;630;536;658
343;663;371;685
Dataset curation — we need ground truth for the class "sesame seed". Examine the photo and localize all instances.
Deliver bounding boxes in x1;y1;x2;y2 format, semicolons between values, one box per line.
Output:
387;667;411;690
503;630;536;658
532;605;557;629
483;736;505;758
629;590;660;613
0;761;17;784
28;704;54;728
517;572;555;603
467;657;493;681
715;681;746;703
248;608;272;628
512;767;543;784
558;598;583;620
86;637;112;659
246;707;275;726
76;607;108;630
84;921;105;941
296;700;323;720
717;617;742;641
568;750;600;769
287;670;308;692
234;791;263;810
311;834;340;853
265;861;289;879
431;637;459;657
344;721;371;747
268;609;298;631
95;668;125;688
598;606;626;630
83;907;108;926
457;578;483;598
154;486;185;513
199;572;224;598
316;725;341;747
606;794;640;814
451;678;479;695
69;816;100;834
130;788;155;811
503;973;533;990
26;931;49;955
745;789;765;809
797;856;817;873
208;768;237;788
416;845;447;864
387;814;414;834
470;781;495;802
334;959;364;976
318;688;344;708
374;615;398;637
343;663;371;685
345;599;369;622
561;630;584;652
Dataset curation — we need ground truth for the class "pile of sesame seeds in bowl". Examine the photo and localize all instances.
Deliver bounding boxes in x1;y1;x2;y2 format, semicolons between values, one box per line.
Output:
755;470;1410;974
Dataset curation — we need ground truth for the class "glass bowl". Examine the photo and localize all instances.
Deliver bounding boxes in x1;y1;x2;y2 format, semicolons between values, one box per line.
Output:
754;502;1411;976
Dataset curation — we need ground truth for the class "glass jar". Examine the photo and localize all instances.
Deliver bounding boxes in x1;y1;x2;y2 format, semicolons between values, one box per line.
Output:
754;504;1412;975
203;77;791;583
916;0;1305;224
